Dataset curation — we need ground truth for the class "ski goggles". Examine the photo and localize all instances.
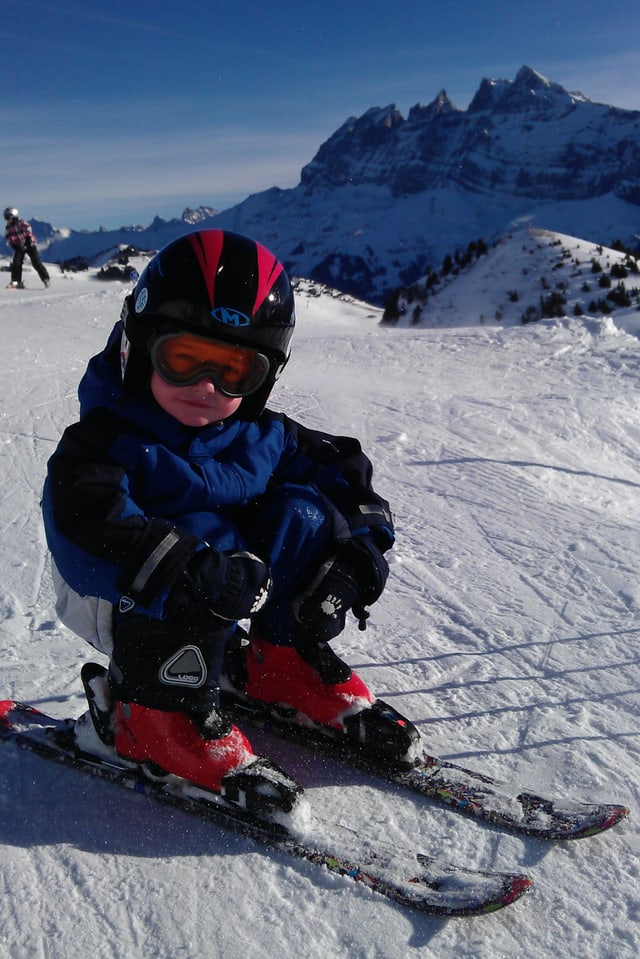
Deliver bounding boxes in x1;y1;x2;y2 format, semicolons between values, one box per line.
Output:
150;332;270;397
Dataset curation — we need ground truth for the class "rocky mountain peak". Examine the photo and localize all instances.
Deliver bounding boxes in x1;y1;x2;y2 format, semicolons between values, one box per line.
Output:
181;205;218;224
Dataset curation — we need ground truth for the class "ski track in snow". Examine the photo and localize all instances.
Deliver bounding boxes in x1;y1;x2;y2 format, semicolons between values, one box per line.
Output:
1;264;640;958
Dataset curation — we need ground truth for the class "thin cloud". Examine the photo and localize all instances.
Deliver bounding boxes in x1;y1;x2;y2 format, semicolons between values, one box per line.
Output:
0;124;317;228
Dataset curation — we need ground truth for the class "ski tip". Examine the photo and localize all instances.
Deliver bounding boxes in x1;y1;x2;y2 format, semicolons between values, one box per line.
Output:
578;803;630;839
488;874;534;913
413;854;534;916
439;873;534;918
546;802;630;840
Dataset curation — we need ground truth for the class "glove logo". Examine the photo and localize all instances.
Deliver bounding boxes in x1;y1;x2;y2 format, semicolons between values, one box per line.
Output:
159;646;207;689
118;595;135;613
320;594;343;618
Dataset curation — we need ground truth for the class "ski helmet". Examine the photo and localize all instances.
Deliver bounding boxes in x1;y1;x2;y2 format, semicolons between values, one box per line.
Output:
121;229;295;417
3;207;18;221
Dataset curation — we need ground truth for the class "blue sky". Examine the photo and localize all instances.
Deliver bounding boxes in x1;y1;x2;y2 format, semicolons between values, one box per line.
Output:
3;0;640;230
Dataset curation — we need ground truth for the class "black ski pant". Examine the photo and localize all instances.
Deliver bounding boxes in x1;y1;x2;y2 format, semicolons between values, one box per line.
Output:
11;244;50;284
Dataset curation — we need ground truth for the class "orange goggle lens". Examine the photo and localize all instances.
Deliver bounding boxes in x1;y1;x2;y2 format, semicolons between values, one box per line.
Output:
151;333;270;397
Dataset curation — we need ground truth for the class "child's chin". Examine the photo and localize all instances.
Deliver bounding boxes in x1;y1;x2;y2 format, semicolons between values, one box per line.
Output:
178;412;220;428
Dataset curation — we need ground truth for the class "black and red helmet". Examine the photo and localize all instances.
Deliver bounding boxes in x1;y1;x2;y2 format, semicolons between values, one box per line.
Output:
121;229;295;416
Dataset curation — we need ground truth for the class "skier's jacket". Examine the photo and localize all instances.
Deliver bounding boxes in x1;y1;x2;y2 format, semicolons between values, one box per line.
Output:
5;217;36;251
43;321;394;623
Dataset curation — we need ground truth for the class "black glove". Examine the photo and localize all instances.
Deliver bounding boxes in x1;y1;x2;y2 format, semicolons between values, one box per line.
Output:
167;549;271;621
293;537;389;644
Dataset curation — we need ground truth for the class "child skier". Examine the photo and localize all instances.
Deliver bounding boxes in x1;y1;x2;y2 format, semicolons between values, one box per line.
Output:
42;229;418;818
4;207;50;288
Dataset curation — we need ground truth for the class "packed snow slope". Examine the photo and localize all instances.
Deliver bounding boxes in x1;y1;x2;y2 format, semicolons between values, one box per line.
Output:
0;251;639;959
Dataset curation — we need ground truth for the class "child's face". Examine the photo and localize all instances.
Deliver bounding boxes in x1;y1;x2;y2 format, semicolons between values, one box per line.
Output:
150;371;242;427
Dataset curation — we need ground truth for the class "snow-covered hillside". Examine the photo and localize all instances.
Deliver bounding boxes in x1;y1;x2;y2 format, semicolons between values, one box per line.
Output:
0;255;638;959
386;227;640;333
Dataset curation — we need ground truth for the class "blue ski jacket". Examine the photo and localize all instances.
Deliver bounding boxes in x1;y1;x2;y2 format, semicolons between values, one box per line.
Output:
42;322;394;620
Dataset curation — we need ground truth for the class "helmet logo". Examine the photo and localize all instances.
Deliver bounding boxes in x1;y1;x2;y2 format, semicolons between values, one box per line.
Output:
134;288;149;313
211;306;251;327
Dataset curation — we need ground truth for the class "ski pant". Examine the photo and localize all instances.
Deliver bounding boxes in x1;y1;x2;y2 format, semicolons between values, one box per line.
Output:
11;244;50;284
110;483;335;713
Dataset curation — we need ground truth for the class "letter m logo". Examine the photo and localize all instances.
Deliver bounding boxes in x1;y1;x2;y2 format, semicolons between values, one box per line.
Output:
211;306;251;327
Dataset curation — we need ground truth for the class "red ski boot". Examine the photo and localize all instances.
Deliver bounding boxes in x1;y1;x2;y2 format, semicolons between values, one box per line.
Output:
75;663;302;815
242;635;373;728
222;633;422;770
113;701;252;791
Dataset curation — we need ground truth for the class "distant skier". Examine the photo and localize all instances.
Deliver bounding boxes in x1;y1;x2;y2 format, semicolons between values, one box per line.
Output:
4;207;50;289
42;229;416;817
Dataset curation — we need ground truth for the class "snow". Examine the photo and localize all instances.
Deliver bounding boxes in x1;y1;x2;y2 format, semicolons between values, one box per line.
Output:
0;244;639;959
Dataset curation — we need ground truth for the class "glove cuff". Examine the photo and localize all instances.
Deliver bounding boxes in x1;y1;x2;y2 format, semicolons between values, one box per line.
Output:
338;537;389;605
219;551;271;618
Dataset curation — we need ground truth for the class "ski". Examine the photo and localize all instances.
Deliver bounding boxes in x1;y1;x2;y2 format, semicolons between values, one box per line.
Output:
221;693;630;841
0;700;532;917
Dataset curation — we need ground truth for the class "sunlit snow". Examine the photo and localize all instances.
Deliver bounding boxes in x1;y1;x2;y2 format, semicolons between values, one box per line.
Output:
0;238;638;958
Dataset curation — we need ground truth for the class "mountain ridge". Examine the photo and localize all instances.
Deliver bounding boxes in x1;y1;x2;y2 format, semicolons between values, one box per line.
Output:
24;66;640;305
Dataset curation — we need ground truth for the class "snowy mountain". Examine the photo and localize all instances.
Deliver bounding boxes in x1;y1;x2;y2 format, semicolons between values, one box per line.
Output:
28;206;219;267
0;241;638;958
298;65;632;201
29;66;640;307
